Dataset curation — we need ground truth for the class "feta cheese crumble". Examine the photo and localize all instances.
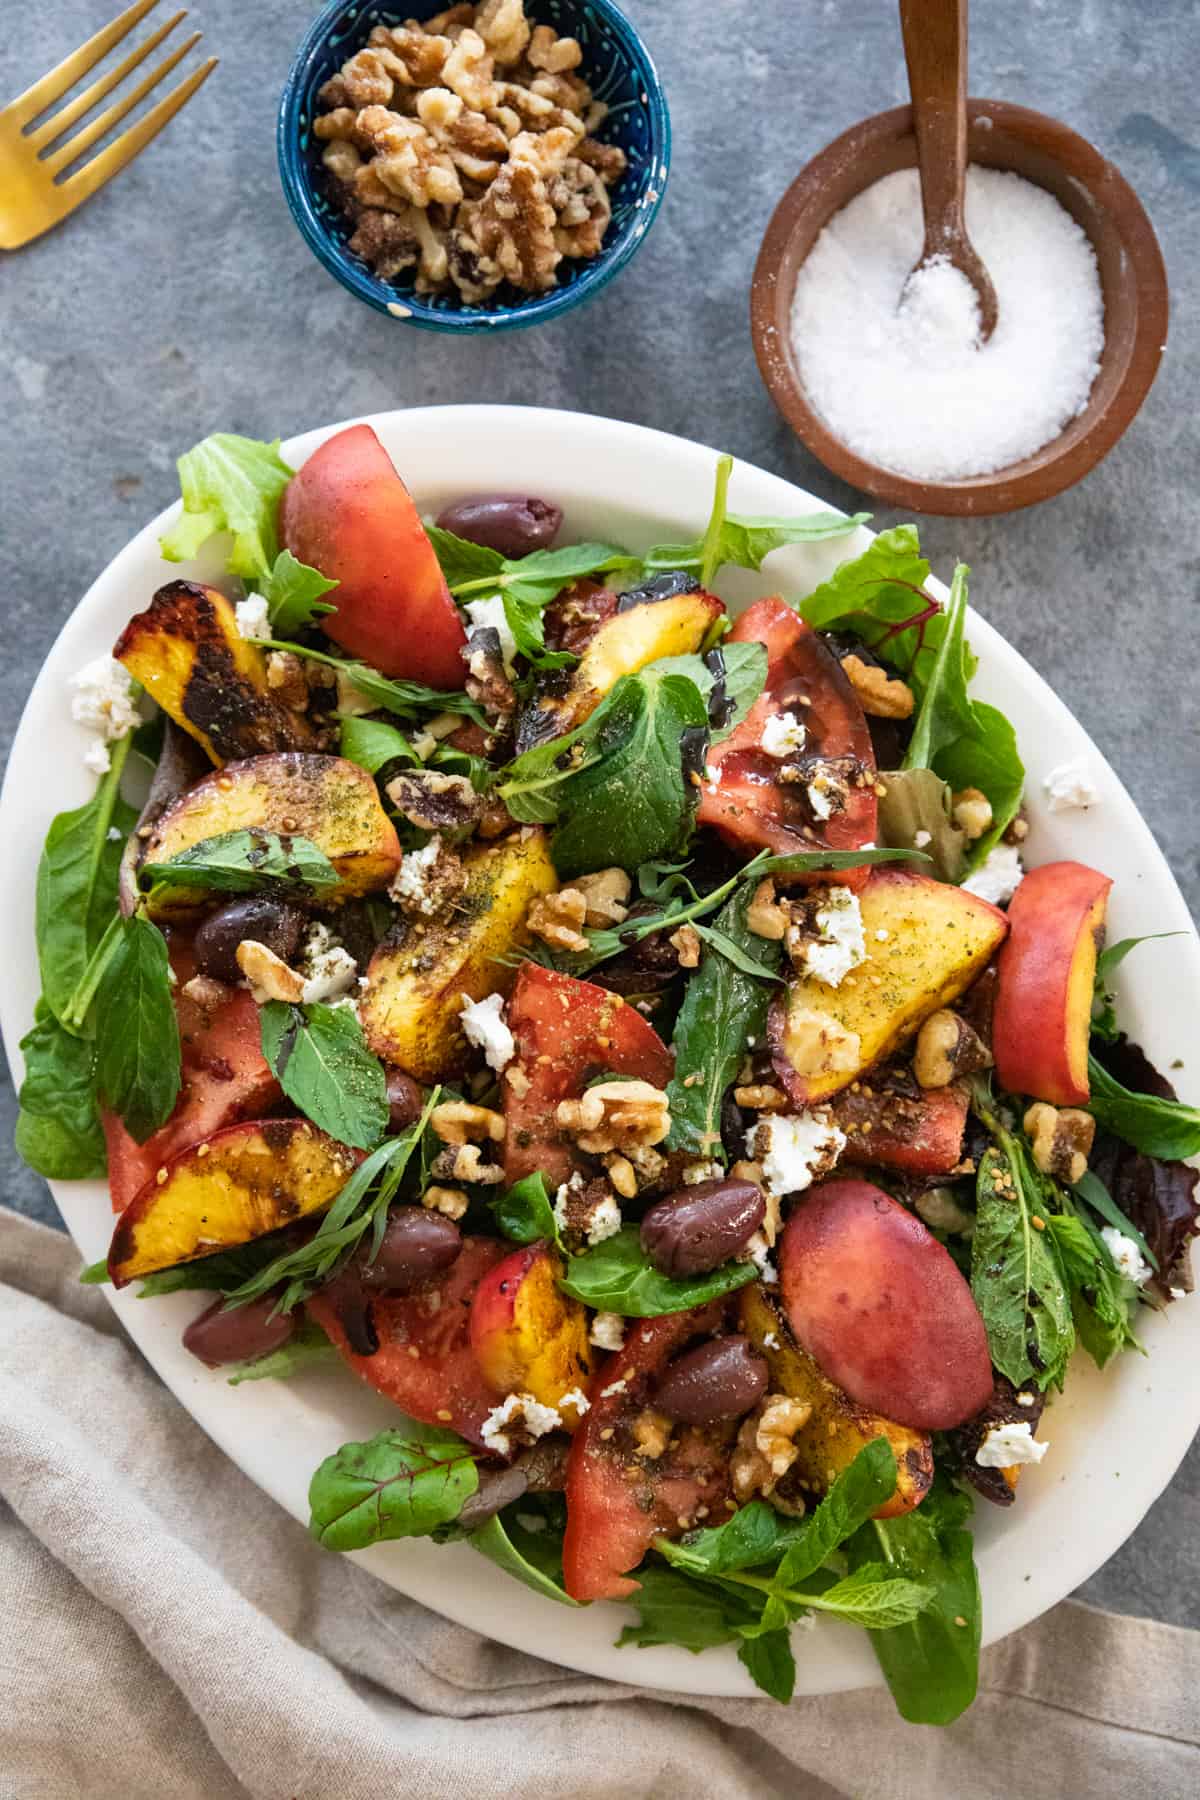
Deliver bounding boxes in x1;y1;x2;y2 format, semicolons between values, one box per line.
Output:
749;1109;846;1197
589;1311;626;1352
760;710;807;759
234;594;271;642
480;1392;561;1458
743;1231;777;1284
335;670;377;717
1100;1225;1152;1287
389;836;444;914
600;1376;629;1400
913;828;932;848
807;780;834;821
70;655;139;771
975;1421;1049;1468
557;1386;591;1418
298;923;358;1004
800;886;867;987
458;991;515;1071
464;594;518;674
1043;757;1097;813
962;842;1024;906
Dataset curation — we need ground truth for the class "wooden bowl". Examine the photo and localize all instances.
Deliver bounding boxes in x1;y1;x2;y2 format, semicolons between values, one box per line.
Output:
751;100;1169;515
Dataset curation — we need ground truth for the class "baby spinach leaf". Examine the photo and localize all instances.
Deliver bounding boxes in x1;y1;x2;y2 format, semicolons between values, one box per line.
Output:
665;885;782;1163
1091;935;1185;1043
339;715;421;776
1045;1209;1140;1369
489;1172;560;1246
36;738;137;1033
260;548;338;636
308;1423;479;1552
159;432;293;581
93;915;181;1144
642;454;868;584
970;1140;1074;1391
845;1478;981;1727
558;1227;756;1315
260;1002;389;1151
935;700;1025;869
15;1006;106;1180
226;1317;338;1385
469;1512;580;1607
1086;1056;1200;1161
141;828;339;897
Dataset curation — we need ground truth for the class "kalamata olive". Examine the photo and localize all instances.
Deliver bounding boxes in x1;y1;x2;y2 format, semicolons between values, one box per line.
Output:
194;895;307;984
455;1464;530;1528
654;1336;769;1424
355;1205;462;1291
182;1293;295;1368
436;493;562;560
640;1179;765;1277
385;1069;425;1132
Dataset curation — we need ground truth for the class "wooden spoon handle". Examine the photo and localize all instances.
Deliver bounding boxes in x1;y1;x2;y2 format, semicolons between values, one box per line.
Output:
899;0;969;256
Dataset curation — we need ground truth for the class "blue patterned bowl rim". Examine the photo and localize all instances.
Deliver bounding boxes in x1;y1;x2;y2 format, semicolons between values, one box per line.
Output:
277;0;671;333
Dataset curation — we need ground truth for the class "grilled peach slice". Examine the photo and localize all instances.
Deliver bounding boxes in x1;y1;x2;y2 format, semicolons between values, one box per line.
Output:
778;1178;993;1430
771;867;1008;1105
140;751;401;917
739;1281;932;1518
993;860;1112;1105
469;1243;593;1427
360;827;557;1081
114;580;317;765
108;1118;361;1286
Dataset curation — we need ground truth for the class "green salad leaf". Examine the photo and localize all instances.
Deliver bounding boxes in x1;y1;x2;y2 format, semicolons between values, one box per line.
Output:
430;529;638;668
558;1226;756;1315
259;548;338;636
159;433;293;580
259;1002;389;1152
1091;935;1186;1042
1086;1056;1200;1161
970;1138;1074;1392
308;1423;479;1551
132;1234;300;1298
470;1512;580;1607
93;915;181;1144
1072;1169;1157;1270
15;1005;107;1179
875;767;966;882
642;454;868;584
226;1317;338;1386
488;1172;560;1247
339;716;421;776
1045;1208;1141;1369
141;828;339;897
902;564;977;772
264;639;485;724
652;641;768;742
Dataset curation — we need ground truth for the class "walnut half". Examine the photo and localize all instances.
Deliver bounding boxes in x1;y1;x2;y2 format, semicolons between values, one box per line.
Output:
913;1010;993;1088
1023;1102;1096;1185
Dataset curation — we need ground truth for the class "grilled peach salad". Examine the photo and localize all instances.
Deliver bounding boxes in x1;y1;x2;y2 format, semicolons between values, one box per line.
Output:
19;428;1199;1722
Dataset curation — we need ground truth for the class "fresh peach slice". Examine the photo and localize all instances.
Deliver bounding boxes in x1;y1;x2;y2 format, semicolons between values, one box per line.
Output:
779;1178;993;1430
993;860;1113;1106
469;1243;593;1427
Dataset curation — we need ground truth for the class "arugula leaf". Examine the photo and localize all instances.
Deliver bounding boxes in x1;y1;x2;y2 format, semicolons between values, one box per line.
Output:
36;738;138;1033
259;548;338;636
93;915;181;1143
141;828;339;897
226;1317;337;1385
558;1226;756;1315
1091;935;1185;1043
264;639;485;724
308;1423;479;1551
665;885;781;1163
642;454;868;584
469;1512;580;1606
845;1479;981;1727
1072;1169;1157;1270
1086;1056;1200;1160
259;1002;389;1152
902;565;976;772
1045;1209;1140;1368
971;1140;1074;1391
875;767;966;882
339;715;420;776
488;1172;560;1246
736;1630;796;1703
15;1006;106;1179
159;433;293;580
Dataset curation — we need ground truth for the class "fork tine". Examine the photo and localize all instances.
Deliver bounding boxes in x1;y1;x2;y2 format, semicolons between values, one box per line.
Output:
43;30;201;176
27;10;187;153
1;0;162;129
58;55;216;205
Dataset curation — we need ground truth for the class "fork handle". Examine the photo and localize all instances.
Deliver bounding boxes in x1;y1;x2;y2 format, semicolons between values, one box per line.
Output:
899;0;969;259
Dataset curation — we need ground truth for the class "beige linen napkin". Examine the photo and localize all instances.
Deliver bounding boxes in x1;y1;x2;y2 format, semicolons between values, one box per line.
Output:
2;1205;1197;1800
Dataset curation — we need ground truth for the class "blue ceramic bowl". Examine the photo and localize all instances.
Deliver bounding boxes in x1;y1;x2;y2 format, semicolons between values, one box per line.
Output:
278;0;670;332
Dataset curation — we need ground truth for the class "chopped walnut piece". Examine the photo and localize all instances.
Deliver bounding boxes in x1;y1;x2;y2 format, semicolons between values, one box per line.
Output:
841;653;915;719
952;787;994;840
555;1079;671;1154
528;23;583;73
340;48;397;108
476;0;531;66
358;106;464;209
572;866;631;926
442;28;497;110
1024;1103;1096;1186
491;79;583;136
435;1141;505;1184
549;158;611;258
386;768;482;831
369;26;452;88
527;887;588;953
577;135;627;185
605;1153;638;1200
265;650;310;710
731;1394;812;1501
321;137;363;183
417;86;509;183
424;4;475;34
313;106;362;144
430;1099;506;1146
733;1083;788;1112
529;68;592;116
181;974;232;1012
423;1184;469;1220
446;220;505;301
509;124;577;180
347;206;422;277
473;153;560;289
463;627;516;718
352;161;411;214
913;1009;992;1088
746;877;788;941
670;924;701;968
236;940;304;1004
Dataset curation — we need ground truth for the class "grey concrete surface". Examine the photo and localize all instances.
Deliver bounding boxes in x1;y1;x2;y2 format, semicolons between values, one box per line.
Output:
1;1;1197;1627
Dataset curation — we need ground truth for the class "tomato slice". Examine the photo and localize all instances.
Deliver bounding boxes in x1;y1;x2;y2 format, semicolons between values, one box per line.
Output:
832;1078;969;1176
562;1303;732;1602
307;1236;506;1450
503;965;673;1189
698;597;877;877
104;975;280;1212
279;424;467;689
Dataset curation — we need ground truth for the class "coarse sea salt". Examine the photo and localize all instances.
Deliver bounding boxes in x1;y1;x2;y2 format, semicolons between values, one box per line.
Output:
789;166;1105;482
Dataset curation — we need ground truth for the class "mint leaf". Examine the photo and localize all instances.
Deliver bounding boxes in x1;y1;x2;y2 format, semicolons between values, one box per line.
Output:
652;642;768;743
93;915;181;1143
775;1439;898;1586
260;548;338;636
226;1316;337;1385
159;433;293;580
264;639;485;724
425;525;504;588
339;715;420;776
489;1172;560;1246
558;1226;756;1315
440;535;638;669
469;1512;579;1606
806;1565;933;1629
141;828;339;897
617;1563;756;1652
15;1005;106;1180
656;1500;808;1576
1086;1056;1200;1160
308;1423;479;1551
260;1002;389;1152
970;1138;1074;1391
737;1629;796;1702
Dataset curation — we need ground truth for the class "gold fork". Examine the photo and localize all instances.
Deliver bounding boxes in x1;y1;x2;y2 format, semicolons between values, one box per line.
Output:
0;0;216;250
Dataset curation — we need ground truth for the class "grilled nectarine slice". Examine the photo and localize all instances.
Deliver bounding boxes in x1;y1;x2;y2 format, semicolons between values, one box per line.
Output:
993;860;1112;1106
779;1178;993;1430
469;1242;593;1427
108;1118;361;1286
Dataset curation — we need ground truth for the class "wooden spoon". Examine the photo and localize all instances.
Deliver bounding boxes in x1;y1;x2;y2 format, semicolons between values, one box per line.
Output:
898;0;998;341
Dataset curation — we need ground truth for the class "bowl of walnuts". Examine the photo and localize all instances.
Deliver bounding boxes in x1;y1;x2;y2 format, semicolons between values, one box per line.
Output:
278;0;670;330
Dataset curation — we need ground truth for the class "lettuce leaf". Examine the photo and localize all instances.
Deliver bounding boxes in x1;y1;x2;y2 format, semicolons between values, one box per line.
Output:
159;433;293;580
